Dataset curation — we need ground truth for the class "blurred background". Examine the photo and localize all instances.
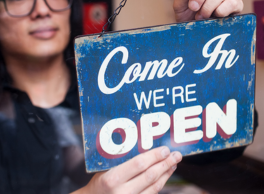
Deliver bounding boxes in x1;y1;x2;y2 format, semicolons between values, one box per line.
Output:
1;0;262;193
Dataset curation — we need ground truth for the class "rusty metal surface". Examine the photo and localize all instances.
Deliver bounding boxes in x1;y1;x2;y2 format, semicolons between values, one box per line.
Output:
74;14;256;172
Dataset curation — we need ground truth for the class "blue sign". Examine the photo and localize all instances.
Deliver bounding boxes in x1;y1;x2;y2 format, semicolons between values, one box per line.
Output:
74;14;256;173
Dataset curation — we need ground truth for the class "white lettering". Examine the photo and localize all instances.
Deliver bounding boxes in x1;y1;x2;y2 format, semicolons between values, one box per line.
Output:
139;60;168;81
166;57;185;77
153;89;165;108
186;84;197;102
133;91;153;110
99;118;138;155
97;100;238;156
98;46;129;94
140;112;170;150
194;34;239;74
205;99;237;139
173;105;203;144
172;86;184;104
98;46;185;95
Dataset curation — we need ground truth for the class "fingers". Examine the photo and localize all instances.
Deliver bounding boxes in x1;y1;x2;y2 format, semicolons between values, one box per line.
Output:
188;0;205;12
82;149;182;194
213;0;244;17
140;165;177;194
173;0;189;13
193;0;244;20
194;0;223;19
125;151;182;194
103;146;171;187
173;0;196;22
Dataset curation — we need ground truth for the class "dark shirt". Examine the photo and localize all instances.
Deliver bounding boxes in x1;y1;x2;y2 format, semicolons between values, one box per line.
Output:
0;63;82;194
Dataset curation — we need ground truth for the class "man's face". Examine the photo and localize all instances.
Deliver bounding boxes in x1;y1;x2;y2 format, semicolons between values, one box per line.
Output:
0;0;71;59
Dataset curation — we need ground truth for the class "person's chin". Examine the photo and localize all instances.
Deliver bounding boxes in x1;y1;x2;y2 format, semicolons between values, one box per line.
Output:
25;44;65;59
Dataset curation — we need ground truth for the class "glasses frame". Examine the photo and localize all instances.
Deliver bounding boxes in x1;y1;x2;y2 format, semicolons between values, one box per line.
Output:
1;0;73;17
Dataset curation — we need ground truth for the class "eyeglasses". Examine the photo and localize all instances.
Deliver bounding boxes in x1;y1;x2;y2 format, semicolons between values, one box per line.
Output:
1;0;73;17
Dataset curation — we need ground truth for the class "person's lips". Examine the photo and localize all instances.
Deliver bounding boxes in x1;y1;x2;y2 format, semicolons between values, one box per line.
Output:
29;27;58;39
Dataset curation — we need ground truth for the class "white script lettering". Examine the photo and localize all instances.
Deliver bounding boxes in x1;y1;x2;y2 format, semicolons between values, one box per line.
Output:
194;33;239;74
98;46;185;94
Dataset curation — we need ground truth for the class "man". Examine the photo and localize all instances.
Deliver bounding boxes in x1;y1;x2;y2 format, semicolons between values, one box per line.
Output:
0;0;243;193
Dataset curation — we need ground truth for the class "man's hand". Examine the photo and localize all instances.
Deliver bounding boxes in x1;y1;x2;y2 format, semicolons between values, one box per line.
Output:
173;0;244;22
71;146;182;194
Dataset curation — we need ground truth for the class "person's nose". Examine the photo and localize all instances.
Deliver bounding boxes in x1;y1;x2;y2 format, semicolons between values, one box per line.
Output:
30;0;51;19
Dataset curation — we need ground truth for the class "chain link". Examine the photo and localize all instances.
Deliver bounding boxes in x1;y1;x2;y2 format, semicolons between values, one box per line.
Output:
99;0;127;37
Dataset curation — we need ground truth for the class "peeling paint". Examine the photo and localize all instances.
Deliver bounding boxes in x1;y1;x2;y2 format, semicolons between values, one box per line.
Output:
251;28;256;65
225;139;246;148
189;149;204;155
79;88;84;97
247;71;255;92
185;22;195;30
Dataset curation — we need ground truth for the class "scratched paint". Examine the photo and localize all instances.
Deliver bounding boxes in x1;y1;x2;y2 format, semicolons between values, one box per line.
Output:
74;14;256;173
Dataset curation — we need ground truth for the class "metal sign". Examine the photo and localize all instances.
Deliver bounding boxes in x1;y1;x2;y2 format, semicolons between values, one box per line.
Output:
74;14;256;173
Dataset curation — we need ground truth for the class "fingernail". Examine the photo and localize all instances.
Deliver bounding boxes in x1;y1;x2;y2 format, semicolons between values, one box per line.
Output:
161;147;170;158
172;165;177;171
172;152;182;163
189;1;200;12
196;14;204;20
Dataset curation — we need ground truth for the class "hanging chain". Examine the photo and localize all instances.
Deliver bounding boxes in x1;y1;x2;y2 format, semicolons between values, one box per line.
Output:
99;0;127;37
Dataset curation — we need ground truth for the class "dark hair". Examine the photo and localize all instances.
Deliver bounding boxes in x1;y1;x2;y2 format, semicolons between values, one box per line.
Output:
0;0;83;85
64;0;83;62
